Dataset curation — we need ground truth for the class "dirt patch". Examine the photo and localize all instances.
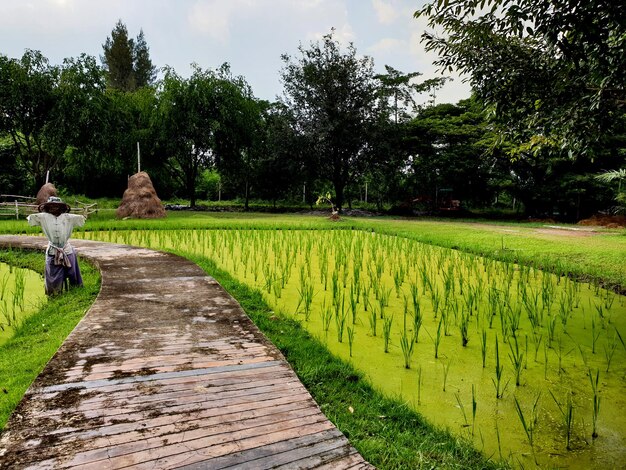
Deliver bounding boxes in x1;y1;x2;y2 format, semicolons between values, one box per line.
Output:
46;388;97;410
534;227;599;237
110;367;157;380
578;214;626;228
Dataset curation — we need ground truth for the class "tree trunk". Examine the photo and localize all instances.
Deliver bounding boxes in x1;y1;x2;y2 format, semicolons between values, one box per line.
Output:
244;179;250;211
334;180;344;212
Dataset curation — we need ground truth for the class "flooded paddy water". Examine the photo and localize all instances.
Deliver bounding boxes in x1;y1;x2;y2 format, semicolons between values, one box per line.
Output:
79;229;626;468
0;262;47;346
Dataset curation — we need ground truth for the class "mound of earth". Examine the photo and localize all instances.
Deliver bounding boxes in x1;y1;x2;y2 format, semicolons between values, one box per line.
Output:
578;214;626;228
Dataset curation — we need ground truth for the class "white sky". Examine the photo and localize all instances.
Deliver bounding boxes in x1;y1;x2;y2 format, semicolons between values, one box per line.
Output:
0;0;470;104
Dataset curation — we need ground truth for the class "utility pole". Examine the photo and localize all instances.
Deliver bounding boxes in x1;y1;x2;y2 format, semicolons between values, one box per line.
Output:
137;142;141;173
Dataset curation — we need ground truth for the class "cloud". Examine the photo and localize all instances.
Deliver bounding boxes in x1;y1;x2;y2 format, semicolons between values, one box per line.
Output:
371;0;398;25
187;1;241;42
368;37;405;54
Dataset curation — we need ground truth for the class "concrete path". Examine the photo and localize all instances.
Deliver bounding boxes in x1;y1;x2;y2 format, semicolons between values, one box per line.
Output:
0;236;373;469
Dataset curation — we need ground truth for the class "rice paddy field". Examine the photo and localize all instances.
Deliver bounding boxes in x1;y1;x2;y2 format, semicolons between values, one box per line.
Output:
0;262;46;346
74;218;626;470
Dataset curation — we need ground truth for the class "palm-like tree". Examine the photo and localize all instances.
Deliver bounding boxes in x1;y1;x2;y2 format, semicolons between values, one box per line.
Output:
595;169;626;214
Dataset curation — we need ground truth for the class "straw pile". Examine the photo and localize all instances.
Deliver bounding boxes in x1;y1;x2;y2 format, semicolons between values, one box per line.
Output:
116;172;166;219
35;183;58;206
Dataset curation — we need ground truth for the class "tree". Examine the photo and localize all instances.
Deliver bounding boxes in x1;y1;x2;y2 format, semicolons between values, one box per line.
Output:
134;29;157;88
404;98;499;209
102;20;156;91
595;169;626;214
101;20;135;91
280;31;382;211
375;65;448;124
0;50;61;189
416;1;626;158
211;68;263;211
252;103;307;205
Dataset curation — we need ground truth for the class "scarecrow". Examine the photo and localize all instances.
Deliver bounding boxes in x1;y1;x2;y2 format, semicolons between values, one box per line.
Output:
27;196;86;295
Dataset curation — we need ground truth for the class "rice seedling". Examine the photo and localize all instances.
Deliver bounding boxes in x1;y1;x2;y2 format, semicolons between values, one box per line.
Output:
400;300;415;368
347;326;355;357
492;335;509;399
0;271;9;301
591;315;601;354
412;298;423;344
459;309;470;347
471;384;477;438
589;368;601;438
480;328;487;368
508;335;524;386
349;284;358;324
442;359;451;392
382;314;393;353
454;392;468;427
604;290;616;311
513;392;541;462
434;316;443;359
532;332;543;362
431;287;441;318
369;304;378;337
321;300;333;336
495;418;503;461
335;295;347;343
417;365;423;405
547;314;558;347
550;389;575;450
604;333;618;372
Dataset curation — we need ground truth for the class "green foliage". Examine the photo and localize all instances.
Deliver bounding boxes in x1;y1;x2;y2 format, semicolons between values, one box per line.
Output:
417;0;626;157
280;30;382;210
0;50;61;188
101;20;156;91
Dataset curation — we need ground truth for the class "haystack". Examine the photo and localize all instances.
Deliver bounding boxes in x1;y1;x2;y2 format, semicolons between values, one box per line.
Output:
36;183;58;206
116;172;166;219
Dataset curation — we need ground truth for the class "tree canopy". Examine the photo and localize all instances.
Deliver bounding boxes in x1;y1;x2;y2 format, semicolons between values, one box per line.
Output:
101;20;157;91
280;32;382;210
416;0;626;157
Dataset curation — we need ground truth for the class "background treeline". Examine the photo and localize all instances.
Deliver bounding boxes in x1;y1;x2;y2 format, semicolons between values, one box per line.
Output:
1;15;624;221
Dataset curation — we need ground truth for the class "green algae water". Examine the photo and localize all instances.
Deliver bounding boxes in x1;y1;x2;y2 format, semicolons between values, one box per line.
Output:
0;263;47;346
79;229;626;469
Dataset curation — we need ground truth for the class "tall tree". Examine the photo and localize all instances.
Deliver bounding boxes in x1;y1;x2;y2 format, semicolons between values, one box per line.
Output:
280;31;382;211
133;29;157;88
101;21;157;91
375;65;447;124
156;65;252;206
101;20;135;91
416;0;626;158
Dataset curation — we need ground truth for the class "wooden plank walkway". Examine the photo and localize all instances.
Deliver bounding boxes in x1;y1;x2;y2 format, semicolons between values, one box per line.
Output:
0;236;373;470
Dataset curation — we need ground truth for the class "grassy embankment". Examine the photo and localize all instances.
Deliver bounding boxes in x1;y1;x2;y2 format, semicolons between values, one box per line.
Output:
0;250;100;430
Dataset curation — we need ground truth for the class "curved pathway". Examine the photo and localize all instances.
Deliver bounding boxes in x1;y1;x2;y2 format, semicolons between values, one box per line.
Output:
0;236;372;469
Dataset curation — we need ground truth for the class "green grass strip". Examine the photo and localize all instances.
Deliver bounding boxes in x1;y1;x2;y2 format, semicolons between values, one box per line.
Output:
182;252;506;470
0;249;100;431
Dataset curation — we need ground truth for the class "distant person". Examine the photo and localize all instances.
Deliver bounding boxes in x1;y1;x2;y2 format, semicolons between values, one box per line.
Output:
27;196;86;295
